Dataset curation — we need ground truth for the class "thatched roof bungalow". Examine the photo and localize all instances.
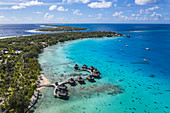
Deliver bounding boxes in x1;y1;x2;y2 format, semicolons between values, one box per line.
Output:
86;75;95;82
77;77;85;84
82;64;87;69
74;64;79;70
58;90;68;99
68;78;76;86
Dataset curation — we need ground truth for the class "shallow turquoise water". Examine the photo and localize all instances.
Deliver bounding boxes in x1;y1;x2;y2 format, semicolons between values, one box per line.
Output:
28;35;170;113
27;24;170;113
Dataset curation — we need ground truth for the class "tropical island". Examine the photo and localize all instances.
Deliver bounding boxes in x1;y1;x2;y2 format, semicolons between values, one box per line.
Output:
36;25;87;31
0;30;123;112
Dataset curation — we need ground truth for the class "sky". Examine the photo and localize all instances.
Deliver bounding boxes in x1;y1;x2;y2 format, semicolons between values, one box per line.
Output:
0;0;170;24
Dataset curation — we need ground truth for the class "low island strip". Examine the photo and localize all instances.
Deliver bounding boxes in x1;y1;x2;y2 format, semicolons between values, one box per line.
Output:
36;25;87;31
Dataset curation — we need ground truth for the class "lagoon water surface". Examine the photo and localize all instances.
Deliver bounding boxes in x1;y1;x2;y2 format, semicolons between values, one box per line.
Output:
27;24;170;113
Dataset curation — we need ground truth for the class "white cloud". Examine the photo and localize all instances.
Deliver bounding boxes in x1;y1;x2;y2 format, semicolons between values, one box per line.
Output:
24;17;32;21
57;6;68;11
56;17;67;21
135;0;157;5
34;11;42;14
44;13;54;21
11;0;43;9
112;11;123;16
0;16;5;19
88;15;92;17
73;9;82;16
19;0;43;6
11;5;25;9
151;12;161;17
151;12;162;20
131;14;136;16
88;0;112;8
139;9;144;14
11;17;18;21
97;13;102;19
0;2;18;5
127;3;131;7
136;14;140;16
114;4;117;7
146;5;159;12
49;5;57;10
63;0;90;4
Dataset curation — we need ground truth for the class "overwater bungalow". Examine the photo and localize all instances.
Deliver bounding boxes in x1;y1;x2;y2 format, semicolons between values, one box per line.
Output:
55;82;58;86
58;90;68;99
68;78;76;86
82;64;88;70
86;75;95;82
77;77;85;84
89;66;94;71
74;64;79;70
58;84;67;90
92;73;101;78
93;68;100;74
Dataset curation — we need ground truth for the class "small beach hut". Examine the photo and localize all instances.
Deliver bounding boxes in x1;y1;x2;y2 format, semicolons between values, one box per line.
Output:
77;77;85;84
68;78;76;86
86;75;95;82
74;64;79;70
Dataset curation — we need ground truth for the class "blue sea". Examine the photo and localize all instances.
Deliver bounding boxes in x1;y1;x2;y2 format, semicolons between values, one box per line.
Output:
0;24;170;113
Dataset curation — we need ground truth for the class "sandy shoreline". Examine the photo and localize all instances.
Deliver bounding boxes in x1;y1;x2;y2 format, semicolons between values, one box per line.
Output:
26;74;51;112
37;74;51;90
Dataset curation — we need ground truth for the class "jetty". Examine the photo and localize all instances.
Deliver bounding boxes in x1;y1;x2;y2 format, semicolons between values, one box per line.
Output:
38;64;101;99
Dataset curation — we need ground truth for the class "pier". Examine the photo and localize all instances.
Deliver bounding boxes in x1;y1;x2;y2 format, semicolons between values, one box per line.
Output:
38;64;101;99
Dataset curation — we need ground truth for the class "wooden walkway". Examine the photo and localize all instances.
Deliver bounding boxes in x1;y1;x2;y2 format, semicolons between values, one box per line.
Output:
38;67;101;97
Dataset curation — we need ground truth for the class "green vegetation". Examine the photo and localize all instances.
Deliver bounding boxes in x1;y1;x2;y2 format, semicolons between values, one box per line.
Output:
0;31;123;112
37;25;87;31
8;92;30;113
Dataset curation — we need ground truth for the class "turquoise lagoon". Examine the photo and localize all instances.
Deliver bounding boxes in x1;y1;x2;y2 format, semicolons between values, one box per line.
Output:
29;34;170;113
0;24;169;113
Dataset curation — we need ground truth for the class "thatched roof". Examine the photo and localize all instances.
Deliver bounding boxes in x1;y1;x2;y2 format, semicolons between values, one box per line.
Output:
77;77;84;82
58;90;68;96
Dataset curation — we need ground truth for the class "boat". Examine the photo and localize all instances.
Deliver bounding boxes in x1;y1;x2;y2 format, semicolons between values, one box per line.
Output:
126;35;130;38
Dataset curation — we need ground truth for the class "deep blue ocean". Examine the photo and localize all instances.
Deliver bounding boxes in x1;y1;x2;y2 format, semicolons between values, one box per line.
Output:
1;24;170;113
